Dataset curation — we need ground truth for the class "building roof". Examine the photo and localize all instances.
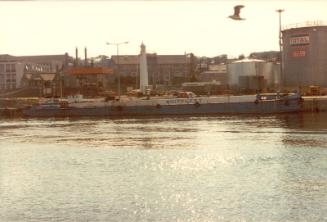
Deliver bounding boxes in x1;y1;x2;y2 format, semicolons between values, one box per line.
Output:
0;54;17;62
16;54;72;63
157;55;190;64
111;54;190;65
1;54;73;64
111;55;139;65
232;58;265;63
283;21;327;31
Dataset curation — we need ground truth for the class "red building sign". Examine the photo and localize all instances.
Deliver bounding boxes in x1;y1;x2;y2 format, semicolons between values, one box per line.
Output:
292;50;306;57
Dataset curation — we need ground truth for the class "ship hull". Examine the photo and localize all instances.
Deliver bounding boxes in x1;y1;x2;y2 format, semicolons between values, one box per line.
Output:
23;95;302;118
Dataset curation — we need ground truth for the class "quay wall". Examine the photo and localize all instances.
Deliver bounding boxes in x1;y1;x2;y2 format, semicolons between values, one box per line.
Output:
0;98;38;117
0;108;22;118
302;96;327;112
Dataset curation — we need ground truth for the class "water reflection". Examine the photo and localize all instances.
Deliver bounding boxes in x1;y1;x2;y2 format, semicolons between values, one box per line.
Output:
1;113;327;221
1;113;327;150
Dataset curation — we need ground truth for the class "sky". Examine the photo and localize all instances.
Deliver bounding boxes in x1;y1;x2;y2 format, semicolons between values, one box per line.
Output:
1;0;327;58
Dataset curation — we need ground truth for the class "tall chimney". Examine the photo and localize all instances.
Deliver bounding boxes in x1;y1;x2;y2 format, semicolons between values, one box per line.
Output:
84;47;87;66
139;42;149;94
75;47;78;66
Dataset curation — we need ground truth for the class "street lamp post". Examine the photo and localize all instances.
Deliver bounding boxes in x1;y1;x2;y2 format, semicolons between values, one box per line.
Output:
276;9;284;92
106;41;129;100
184;52;192;82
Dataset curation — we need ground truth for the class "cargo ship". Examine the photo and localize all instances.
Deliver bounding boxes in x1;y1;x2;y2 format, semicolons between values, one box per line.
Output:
22;43;302;117
22;92;302;117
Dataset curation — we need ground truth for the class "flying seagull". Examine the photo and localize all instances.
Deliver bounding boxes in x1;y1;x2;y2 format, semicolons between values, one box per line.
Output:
228;5;245;20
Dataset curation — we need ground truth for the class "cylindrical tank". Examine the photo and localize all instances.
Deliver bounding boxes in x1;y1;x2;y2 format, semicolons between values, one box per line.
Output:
227;59;279;88
228;59;262;86
282;24;327;88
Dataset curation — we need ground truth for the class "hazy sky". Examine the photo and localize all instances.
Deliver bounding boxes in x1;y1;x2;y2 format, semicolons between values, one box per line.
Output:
1;0;327;58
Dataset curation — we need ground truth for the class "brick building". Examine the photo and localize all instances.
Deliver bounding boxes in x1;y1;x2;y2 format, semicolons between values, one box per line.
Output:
110;53;192;91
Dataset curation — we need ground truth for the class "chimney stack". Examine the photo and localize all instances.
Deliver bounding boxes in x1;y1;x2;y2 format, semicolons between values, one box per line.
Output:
84;47;88;66
75;47;79;66
139;42;149;94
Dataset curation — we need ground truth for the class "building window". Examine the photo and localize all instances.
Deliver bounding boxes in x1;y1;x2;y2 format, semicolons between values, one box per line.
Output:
6;64;11;73
0;64;4;73
11;64;16;72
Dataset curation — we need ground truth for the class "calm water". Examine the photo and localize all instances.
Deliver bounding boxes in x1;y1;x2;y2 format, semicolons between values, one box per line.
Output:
0;113;327;222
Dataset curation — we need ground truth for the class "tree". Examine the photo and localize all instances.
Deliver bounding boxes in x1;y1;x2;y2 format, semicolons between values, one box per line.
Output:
249;51;279;61
238;54;245;60
213;54;228;64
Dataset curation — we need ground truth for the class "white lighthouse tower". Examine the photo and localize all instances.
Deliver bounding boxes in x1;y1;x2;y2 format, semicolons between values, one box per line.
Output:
139;42;149;94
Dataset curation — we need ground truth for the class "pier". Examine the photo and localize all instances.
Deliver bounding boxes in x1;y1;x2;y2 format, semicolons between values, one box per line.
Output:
0;98;38;118
302;96;327;112
0;107;22;118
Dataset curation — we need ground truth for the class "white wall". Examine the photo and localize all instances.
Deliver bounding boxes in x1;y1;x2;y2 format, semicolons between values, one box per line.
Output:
15;62;25;88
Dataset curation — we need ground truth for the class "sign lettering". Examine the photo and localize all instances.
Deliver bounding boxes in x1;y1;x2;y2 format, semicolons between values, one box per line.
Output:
292;50;306;57
289;35;310;46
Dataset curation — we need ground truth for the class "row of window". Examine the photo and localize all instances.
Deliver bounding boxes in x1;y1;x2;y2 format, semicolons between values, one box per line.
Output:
0;84;16;90
0;64;16;73
0;74;16;81
0;73;16;87
0;65;18;90
3;73;16;77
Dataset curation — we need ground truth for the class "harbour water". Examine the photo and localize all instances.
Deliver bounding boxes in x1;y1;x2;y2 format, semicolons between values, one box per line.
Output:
1;113;327;221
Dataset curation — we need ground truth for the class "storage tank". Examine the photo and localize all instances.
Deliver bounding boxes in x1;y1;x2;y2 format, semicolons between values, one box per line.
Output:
282;23;327;88
227;59;280;89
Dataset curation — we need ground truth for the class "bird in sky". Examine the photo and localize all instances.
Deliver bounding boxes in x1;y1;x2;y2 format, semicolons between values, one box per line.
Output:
228;5;245;20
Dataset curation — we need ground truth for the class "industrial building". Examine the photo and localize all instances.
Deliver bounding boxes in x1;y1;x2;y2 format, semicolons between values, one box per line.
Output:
180;64;228;95
64;67;113;96
0;55;25;91
199;64;228;85
110;53;191;90
282;22;327;89
0;53;72;97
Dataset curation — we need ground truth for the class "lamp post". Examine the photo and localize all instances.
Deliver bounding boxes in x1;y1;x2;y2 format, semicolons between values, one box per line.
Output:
184;52;192;82
106;41;129;99
276;9;284;92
